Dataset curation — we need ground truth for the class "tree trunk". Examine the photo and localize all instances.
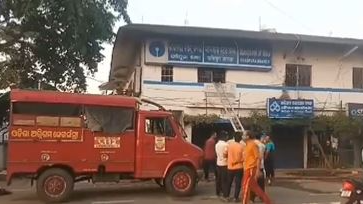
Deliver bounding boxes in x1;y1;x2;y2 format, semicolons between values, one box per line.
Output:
353;138;362;168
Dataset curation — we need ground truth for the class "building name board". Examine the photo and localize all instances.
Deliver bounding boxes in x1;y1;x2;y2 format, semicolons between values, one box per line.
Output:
267;98;314;119
146;39;272;71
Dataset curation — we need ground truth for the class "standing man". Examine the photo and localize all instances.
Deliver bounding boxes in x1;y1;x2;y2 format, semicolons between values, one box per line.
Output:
264;136;275;185
203;131;217;181
250;136;266;202
242;130;272;204
226;133;244;202
215;130;229;201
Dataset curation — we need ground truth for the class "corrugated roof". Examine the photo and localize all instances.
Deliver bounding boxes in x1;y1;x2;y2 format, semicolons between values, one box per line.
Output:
119;24;363;46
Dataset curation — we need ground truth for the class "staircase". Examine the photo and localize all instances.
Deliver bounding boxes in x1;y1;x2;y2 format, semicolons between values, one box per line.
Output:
213;83;244;132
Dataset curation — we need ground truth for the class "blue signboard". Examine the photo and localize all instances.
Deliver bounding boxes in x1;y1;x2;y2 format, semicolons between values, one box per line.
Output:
168;42;203;63
239;44;272;67
267;99;314;119
348;103;363;118
164;40;272;70
204;43;238;65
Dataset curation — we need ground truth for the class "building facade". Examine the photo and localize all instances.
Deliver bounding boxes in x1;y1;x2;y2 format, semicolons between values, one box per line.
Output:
102;24;363;168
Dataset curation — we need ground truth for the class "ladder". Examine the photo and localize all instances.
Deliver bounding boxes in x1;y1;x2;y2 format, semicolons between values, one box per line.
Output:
213;83;244;132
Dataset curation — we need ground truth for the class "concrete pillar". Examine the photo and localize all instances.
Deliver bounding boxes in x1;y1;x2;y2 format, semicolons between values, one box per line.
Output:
184;124;192;143
0;145;4;170
303;131;308;169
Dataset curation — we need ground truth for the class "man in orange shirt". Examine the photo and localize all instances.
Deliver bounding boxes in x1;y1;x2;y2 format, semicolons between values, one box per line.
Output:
226;133;244;202
242;130;272;204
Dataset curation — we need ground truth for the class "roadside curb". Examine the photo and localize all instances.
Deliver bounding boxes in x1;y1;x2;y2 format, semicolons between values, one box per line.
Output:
275;176;354;181
275;169;363;181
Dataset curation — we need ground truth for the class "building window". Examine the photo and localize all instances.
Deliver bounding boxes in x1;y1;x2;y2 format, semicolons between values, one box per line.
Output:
161;66;173;82
285;64;312;87
353;67;363;89
198;68;226;83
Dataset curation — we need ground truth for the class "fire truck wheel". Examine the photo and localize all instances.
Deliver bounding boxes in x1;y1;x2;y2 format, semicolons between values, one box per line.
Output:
165;166;196;197
36;168;74;203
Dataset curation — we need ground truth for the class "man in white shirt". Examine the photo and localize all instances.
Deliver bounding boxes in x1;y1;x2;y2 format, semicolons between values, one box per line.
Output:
215;130;229;201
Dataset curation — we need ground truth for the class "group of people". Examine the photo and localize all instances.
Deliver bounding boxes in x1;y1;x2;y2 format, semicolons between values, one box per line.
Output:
203;130;275;203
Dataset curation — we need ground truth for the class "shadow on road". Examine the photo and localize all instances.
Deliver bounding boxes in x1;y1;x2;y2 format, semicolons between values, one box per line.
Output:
71;185;202;202
275;180;340;194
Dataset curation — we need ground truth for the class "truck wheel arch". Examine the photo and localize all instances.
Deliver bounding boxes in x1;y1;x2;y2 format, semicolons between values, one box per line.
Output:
36;164;75;179
163;160;197;178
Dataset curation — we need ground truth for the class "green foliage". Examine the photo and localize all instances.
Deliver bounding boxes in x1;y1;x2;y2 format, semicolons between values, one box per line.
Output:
183;114;221;126
330;112;363;139
311;112;363;140
311;115;333;133
0;0;131;92
241;110;271;134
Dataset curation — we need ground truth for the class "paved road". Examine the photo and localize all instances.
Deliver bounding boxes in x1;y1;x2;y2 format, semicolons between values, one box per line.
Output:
0;179;344;204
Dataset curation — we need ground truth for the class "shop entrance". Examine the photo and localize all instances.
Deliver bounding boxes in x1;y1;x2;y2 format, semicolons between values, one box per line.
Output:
271;125;304;169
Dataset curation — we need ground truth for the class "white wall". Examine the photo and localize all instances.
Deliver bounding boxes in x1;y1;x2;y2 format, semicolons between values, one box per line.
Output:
140;40;363;117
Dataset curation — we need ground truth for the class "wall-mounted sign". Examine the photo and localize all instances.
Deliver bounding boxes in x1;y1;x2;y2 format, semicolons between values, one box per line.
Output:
145;39;272;71
267;99;314;119
347;103;363;118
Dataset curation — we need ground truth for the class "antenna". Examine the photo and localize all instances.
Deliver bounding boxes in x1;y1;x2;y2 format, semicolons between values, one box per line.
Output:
259;16;262;31
184;11;189;26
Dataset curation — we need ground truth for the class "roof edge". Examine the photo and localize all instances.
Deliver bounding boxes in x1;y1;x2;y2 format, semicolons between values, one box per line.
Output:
117;23;363;46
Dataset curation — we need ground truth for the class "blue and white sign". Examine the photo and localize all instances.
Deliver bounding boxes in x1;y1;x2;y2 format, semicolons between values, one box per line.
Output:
149;41;166;57
239;44;272;67
145;39;272;71
203;43;238;64
347;103;363;118
168;42;203;62
267;99;314;119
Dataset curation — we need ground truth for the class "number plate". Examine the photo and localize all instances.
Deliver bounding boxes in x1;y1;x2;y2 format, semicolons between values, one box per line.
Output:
341;190;352;197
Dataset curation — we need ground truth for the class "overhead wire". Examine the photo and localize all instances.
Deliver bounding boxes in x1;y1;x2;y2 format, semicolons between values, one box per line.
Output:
261;0;314;33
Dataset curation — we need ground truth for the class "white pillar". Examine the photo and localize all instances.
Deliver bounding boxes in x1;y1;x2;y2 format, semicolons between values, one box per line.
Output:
184;124;192;143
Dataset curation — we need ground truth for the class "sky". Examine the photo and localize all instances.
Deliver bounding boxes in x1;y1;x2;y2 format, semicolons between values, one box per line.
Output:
86;0;363;93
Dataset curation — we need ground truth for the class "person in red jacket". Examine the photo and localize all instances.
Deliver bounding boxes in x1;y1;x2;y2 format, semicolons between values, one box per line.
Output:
203;131;217;181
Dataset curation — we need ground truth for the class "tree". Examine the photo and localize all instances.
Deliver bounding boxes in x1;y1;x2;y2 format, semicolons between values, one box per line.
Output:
241;111;271;136
330;112;363;167
0;0;131;92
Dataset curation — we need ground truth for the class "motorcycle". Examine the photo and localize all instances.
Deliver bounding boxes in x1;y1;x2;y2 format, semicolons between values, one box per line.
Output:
341;179;363;204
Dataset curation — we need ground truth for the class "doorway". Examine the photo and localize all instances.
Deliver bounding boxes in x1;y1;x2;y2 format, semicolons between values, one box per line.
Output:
271;125;304;169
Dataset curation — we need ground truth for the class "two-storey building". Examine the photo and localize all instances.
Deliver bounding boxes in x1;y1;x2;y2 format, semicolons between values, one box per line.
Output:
101;24;363;168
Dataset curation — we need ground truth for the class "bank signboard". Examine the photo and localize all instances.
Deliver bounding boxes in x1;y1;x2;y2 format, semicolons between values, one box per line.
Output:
145;39;272;71
347;103;363;118
267;98;314;119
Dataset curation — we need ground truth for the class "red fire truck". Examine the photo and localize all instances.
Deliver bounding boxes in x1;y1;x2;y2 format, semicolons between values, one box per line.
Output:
6;90;203;202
